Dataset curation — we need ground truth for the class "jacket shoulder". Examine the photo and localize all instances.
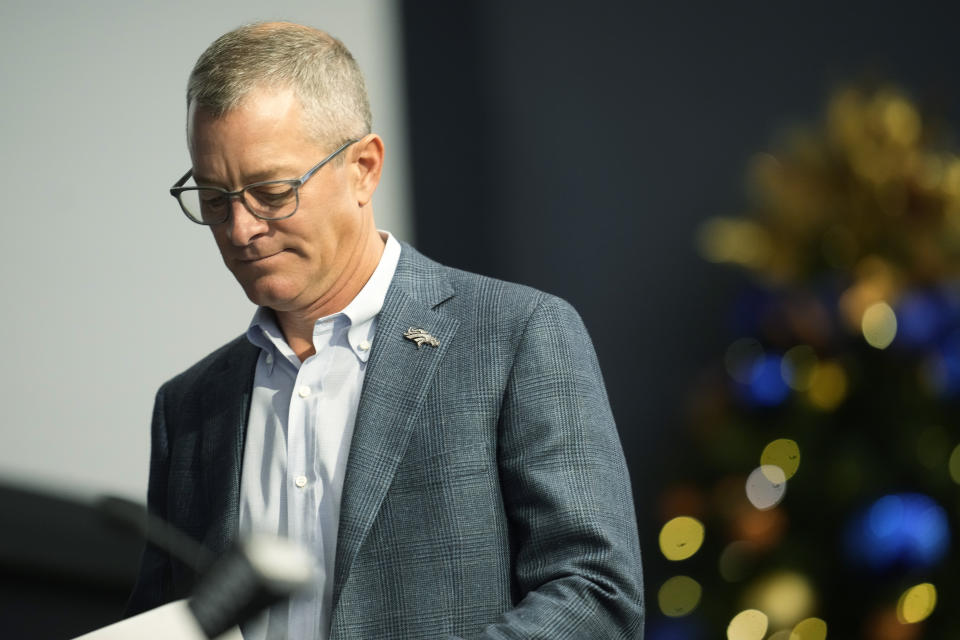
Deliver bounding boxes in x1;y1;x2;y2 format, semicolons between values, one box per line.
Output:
398;243;576;324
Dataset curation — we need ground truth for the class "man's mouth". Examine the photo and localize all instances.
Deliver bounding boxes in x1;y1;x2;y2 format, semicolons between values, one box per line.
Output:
238;250;284;264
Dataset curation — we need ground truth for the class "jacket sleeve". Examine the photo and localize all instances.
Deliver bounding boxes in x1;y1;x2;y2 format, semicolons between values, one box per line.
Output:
124;385;174;616
471;294;644;639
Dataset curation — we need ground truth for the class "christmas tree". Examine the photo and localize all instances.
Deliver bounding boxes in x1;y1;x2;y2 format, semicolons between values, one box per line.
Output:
651;85;960;640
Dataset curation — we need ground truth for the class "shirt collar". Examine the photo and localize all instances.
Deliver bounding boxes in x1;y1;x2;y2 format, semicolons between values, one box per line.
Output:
246;232;402;366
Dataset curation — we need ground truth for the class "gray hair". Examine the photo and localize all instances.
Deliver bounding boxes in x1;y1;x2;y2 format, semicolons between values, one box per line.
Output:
187;22;372;146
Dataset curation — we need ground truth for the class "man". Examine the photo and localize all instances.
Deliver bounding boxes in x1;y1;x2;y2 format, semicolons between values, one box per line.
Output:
129;22;643;639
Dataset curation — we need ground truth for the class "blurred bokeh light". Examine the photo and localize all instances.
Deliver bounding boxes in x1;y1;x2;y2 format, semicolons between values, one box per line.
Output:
746;465;787;510
948;444;960;484
791;617;828;640
861;301;898;349
760;439;801;480
727;609;768;640
659;516;705;561
741;571;815;629
844;493;950;571
896;583;937;624
657;575;702;618
805;361;848;411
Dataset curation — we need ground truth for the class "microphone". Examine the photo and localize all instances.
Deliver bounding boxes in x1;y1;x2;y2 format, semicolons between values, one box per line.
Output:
188;533;315;638
96;495;315;639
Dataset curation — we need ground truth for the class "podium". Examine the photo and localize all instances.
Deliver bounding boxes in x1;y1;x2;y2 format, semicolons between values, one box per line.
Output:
72;600;242;640
0;482;314;640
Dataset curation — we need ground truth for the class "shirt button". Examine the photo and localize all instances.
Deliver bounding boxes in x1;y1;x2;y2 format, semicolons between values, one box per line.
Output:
358;340;371;351
297;385;311;398
265;353;274;365
295;475;308;488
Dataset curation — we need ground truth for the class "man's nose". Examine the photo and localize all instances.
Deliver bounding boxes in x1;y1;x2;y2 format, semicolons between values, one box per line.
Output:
225;197;269;246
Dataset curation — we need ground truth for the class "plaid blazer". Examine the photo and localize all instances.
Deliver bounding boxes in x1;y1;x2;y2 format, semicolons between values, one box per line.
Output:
128;244;644;639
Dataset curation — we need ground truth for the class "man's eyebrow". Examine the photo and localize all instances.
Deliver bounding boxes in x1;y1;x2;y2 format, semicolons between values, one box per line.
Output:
194;166;302;187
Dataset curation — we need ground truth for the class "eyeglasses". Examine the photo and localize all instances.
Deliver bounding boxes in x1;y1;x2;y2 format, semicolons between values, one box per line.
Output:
170;138;357;225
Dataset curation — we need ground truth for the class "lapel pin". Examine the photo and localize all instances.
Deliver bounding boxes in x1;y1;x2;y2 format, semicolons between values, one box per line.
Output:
403;327;439;349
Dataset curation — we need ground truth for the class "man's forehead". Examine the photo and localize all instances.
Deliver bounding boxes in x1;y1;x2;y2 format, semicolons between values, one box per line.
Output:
185;86;328;185
191;162;306;186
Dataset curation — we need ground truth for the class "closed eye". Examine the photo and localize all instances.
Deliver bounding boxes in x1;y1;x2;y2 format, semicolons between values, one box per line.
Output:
198;190;228;207
248;185;296;208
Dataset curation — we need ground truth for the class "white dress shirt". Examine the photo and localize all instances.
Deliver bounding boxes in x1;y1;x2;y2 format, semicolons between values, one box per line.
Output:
238;233;401;640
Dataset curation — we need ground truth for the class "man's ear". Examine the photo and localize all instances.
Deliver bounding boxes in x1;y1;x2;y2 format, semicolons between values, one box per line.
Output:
353;134;384;207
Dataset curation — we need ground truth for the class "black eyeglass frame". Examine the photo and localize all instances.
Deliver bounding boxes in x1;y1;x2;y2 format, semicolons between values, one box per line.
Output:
170;138;358;225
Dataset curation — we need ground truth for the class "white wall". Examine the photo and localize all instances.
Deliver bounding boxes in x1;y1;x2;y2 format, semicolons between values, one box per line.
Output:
0;1;410;501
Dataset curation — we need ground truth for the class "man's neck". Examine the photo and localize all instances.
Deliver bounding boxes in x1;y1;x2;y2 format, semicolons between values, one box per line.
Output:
276;228;386;362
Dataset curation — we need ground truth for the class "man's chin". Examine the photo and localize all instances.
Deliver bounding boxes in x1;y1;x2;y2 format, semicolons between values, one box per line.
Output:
237;276;300;310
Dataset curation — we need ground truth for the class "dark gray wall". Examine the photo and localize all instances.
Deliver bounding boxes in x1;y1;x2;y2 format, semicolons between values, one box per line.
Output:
401;0;960;594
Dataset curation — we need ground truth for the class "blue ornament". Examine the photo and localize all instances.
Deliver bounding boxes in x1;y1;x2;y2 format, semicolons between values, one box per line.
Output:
844;493;950;572
734;353;791;408
896;289;955;349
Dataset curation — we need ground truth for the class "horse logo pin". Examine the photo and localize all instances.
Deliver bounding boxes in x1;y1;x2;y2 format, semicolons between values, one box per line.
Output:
403;327;439;349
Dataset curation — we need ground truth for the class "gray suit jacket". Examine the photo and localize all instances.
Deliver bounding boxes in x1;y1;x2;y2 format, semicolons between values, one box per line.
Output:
128;244;644;638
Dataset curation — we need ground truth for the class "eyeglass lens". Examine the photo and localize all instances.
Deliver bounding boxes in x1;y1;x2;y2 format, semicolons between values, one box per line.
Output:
178;181;300;224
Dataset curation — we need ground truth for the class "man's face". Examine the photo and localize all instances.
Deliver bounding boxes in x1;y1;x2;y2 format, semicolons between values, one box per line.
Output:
187;87;368;313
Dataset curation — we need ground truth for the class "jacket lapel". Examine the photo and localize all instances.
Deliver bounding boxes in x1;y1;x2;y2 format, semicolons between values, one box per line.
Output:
198;338;259;560
332;248;459;608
